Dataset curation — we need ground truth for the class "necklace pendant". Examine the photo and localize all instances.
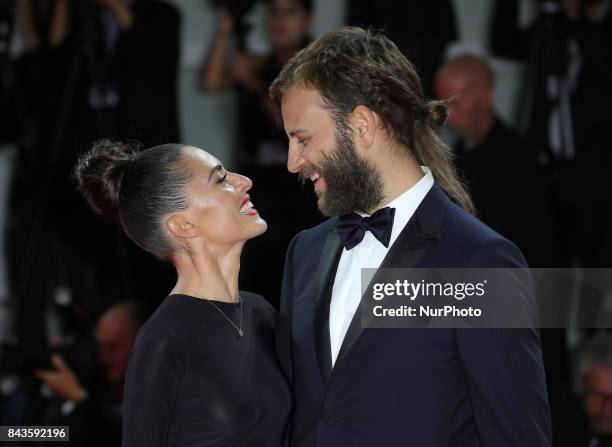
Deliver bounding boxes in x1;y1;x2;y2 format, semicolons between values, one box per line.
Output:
239;329;244;337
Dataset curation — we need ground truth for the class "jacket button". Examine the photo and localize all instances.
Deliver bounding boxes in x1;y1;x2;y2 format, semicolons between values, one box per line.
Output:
321;409;337;424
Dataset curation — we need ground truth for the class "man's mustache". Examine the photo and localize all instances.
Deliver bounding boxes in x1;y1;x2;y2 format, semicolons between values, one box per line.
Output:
299;164;319;186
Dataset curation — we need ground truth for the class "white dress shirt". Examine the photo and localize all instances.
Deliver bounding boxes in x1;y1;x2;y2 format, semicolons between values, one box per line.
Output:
329;167;434;366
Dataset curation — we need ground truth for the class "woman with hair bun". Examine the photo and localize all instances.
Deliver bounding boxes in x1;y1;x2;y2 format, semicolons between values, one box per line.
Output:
75;140;291;446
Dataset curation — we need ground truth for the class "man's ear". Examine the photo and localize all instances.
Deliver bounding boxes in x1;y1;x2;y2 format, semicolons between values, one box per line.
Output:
349;105;379;151
166;213;201;238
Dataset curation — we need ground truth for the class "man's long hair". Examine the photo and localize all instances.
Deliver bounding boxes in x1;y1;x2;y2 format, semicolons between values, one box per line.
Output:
270;26;474;214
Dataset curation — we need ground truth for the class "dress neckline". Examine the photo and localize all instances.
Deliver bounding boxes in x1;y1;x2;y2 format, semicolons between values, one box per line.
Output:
169;293;243;308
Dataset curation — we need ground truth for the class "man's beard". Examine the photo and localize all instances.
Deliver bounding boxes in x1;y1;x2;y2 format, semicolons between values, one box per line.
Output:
300;125;384;217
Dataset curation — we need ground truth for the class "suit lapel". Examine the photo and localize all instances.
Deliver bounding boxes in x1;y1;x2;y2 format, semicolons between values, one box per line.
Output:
332;185;449;371
333;216;440;369
311;228;343;384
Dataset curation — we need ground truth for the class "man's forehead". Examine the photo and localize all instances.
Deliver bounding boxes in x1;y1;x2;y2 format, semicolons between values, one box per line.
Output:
281;86;328;132
283;86;323;109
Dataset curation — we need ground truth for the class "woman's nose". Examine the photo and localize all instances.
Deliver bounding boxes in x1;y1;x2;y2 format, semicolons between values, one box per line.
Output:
233;173;252;192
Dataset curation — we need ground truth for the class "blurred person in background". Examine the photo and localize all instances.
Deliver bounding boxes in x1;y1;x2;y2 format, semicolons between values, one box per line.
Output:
490;0;612;268
555;332;612;447
34;300;148;447
201;0;320;307
202;0;312;166
434;54;554;267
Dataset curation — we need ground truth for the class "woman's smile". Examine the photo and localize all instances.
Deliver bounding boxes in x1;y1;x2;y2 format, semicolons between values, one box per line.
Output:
239;194;258;216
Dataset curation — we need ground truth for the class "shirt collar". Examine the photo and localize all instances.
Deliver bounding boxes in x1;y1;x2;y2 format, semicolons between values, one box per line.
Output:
385;166;434;246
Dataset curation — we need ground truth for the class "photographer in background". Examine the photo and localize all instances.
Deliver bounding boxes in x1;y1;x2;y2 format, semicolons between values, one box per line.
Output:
34;301;148;447
201;0;312;166
201;0;320;306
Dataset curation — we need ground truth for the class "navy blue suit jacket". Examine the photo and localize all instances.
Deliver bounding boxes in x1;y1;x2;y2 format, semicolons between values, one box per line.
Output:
280;184;551;447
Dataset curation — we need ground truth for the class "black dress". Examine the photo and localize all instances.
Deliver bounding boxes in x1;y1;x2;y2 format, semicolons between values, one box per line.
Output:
121;292;292;447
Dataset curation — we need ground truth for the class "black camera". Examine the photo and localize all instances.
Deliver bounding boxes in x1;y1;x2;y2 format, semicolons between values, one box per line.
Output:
210;0;260;49
0;335;96;380
212;0;258;19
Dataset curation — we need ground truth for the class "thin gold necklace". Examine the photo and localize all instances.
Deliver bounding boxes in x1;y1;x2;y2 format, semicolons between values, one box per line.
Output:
204;295;244;337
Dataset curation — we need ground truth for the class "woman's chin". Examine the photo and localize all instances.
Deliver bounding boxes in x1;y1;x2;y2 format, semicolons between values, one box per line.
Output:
247;218;268;238
257;219;268;234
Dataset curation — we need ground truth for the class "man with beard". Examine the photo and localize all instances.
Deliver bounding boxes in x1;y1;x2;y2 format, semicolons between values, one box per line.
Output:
270;27;551;447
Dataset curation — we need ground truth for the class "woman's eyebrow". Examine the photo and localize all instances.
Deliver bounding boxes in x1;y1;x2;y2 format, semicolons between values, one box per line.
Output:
208;164;222;183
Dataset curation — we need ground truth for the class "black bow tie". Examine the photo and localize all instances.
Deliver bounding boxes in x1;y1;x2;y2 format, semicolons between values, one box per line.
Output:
337;207;396;250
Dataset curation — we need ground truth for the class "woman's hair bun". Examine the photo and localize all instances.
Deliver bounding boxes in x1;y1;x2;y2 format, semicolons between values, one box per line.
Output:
421;99;449;128
74;139;141;224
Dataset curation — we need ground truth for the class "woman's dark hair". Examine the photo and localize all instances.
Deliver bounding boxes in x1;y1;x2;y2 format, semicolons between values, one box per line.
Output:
74;140;191;260
269;26;474;214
